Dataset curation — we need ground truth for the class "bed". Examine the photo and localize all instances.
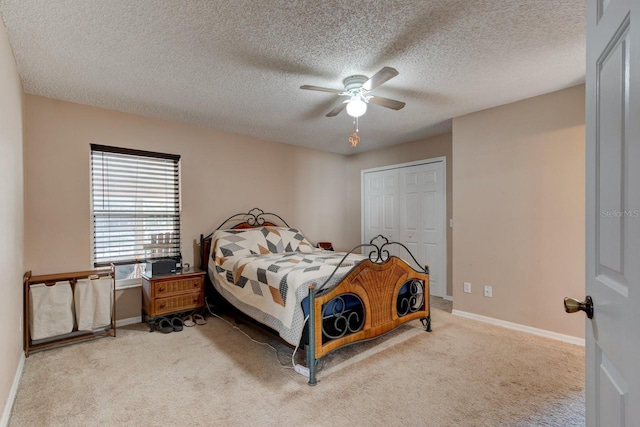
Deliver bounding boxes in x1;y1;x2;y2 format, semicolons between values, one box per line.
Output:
200;208;431;385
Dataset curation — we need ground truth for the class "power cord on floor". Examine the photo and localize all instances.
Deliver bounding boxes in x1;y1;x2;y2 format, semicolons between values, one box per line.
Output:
291;315;309;368
205;296;296;370
291;315;310;378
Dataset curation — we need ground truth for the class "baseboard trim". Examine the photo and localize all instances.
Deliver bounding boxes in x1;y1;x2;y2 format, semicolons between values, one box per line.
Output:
451;309;585;346
116;316;142;328
443;295;453;302
1;352;25;427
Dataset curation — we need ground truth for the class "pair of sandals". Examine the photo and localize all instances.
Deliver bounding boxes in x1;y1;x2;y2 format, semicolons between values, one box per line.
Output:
182;313;206;327
155;316;184;333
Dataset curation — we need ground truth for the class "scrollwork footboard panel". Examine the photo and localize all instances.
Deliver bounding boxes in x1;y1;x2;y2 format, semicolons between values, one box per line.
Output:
311;256;429;360
321;293;365;343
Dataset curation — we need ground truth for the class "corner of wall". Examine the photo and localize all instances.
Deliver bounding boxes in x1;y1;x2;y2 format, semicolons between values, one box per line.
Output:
0;17;26;426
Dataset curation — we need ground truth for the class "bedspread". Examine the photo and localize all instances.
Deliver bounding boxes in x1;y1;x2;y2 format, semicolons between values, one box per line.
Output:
208;227;365;345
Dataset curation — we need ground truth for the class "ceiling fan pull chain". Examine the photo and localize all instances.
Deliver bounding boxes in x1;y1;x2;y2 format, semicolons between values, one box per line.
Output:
349;132;360;147
349;117;360;148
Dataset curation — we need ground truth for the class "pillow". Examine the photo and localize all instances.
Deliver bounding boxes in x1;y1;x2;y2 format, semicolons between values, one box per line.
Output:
276;227;314;253
212;229;257;261
212;226;313;260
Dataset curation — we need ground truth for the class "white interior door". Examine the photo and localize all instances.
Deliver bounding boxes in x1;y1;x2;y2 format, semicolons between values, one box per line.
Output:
398;162;446;297
583;0;640;424
362;158;446;298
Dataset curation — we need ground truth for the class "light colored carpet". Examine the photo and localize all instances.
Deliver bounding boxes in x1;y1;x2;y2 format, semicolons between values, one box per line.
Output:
9;303;584;427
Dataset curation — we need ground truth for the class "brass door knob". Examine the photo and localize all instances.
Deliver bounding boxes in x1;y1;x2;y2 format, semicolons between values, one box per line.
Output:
564;296;594;319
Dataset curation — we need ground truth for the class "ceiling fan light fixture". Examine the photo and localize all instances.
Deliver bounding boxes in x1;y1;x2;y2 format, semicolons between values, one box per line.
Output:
346;97;367;118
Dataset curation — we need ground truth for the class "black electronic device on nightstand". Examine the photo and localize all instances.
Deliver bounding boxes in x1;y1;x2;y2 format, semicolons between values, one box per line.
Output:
145;259;177;276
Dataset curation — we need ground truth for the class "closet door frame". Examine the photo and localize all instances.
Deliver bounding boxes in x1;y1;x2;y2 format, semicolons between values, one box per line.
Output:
361;157;447;298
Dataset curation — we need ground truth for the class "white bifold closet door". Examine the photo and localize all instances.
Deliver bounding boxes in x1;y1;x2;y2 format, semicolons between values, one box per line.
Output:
362;159;446;297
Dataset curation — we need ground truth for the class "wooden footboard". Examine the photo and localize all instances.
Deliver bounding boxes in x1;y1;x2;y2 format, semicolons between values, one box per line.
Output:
307;255;430;385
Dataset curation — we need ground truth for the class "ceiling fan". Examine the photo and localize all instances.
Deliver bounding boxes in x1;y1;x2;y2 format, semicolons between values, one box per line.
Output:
300;66;406;118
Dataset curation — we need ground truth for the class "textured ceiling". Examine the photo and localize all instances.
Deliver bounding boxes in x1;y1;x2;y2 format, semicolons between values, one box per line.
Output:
0;0;585;155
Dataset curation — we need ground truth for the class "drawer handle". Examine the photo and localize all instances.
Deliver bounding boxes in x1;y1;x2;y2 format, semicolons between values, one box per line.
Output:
193;282;199;288
159;302;166;308
158;286;165;292
193;298;198;304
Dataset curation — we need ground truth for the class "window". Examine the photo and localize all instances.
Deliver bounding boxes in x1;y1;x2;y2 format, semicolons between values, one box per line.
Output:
90;145;181;276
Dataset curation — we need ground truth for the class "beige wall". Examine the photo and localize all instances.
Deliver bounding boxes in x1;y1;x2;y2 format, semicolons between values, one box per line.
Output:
23;96;351;319
115;288;142;321
24;95;351;273
345;133;453;297
0;21;24;422
452;85;585;338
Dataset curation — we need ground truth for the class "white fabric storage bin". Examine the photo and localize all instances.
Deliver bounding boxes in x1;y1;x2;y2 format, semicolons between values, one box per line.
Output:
29;282;75;340
74;277;112;331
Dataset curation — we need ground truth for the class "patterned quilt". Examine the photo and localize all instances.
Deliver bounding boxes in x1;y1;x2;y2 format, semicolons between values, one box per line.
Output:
208;227;365;345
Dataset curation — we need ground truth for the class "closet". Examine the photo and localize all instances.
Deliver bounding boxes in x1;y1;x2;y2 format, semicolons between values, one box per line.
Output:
362;158;446;297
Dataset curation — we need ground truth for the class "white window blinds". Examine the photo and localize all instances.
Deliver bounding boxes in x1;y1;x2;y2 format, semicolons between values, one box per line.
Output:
90;144;181;267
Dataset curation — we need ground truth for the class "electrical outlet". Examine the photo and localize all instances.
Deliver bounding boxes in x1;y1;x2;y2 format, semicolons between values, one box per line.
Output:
484;285;493;297
463;282;471;293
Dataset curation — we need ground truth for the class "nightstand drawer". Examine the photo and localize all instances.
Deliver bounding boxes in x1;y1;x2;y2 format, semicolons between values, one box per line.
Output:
141;269;206;321
154;277;202;298
154;293;203;315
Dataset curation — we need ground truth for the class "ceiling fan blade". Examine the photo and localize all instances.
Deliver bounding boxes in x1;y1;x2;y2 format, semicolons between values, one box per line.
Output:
326;102;347;117
368;96;406;110
362;67;399;91
300;85;343;94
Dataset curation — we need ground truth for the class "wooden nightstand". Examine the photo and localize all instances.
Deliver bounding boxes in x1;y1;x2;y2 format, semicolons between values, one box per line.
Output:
141;268;206;331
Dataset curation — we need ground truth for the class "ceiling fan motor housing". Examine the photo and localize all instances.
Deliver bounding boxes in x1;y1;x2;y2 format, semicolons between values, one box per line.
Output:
343;75;369;94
